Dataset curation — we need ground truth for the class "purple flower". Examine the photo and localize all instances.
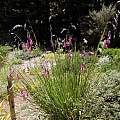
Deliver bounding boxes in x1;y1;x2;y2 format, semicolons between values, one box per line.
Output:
67;50;73;59
41;60;51;70
103;31;111;48
20;89;28;100
63;41;71;48
41;70;49;78
80;63;86;72
103;39;110;48
80;51;95;57
80;51;87;57
41;60;51;77
63;36;73;48
27;36;33;52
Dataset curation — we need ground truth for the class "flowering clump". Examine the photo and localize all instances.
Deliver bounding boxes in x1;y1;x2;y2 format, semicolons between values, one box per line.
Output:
41;60;51;78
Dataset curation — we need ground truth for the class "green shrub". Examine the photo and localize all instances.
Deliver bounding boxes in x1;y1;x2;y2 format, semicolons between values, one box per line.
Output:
0;65;9;100
31;47;42;57
11;47;42;61
11;58;22;65
84;70;120;119
89;4;115;33
22;52;98;120
103;48;120;59
100;49;120;72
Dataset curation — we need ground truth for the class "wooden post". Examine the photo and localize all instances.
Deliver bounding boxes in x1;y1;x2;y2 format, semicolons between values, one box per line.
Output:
7;76;16;120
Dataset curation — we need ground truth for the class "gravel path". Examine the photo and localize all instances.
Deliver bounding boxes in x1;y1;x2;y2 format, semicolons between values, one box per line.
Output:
1;51;49;120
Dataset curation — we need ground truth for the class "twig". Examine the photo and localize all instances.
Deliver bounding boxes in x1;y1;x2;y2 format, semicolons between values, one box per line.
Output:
7;77;16;120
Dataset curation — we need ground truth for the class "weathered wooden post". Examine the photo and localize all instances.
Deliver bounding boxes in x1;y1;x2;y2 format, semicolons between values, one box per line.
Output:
7;69;16;120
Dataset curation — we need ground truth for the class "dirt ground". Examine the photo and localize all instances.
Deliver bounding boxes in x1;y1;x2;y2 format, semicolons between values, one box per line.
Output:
2;94;47;120
1;52;49;120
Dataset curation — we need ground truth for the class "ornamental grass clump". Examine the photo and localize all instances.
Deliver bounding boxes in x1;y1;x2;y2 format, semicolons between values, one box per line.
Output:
23;51;98;120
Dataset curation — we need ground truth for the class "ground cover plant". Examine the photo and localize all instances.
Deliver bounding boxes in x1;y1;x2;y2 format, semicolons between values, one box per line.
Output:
0;45;12;65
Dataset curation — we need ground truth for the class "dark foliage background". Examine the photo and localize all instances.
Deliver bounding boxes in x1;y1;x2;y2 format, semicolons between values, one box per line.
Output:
0;0;118;49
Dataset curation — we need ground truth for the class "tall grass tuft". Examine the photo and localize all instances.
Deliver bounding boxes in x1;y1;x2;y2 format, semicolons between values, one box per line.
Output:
22;51;98;120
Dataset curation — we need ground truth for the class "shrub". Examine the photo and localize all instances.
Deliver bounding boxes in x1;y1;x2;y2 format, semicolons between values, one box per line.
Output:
31;47;42;57
89;4;115;33
103;48;120;59
10;47;42;61
84;70;120;119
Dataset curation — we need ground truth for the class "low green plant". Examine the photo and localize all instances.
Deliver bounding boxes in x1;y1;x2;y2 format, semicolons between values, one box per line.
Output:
103;48;120;59
99;49;120;72
83;70;120;119
14;50;33;60
11;47;42;61
0;45;12;64
11;58;22;65
0;65;9;100
22;51;98;120
31;47;42;57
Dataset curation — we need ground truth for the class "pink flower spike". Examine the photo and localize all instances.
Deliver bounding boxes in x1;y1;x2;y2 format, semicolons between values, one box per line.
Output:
29;37;33;46
20;89;28;100
63;42;67;48
80;63;86;72
103;39;110;48
63;40;71;48
26;35;33;52
66;41;70;47
41;70;49;78
67;50;73;59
